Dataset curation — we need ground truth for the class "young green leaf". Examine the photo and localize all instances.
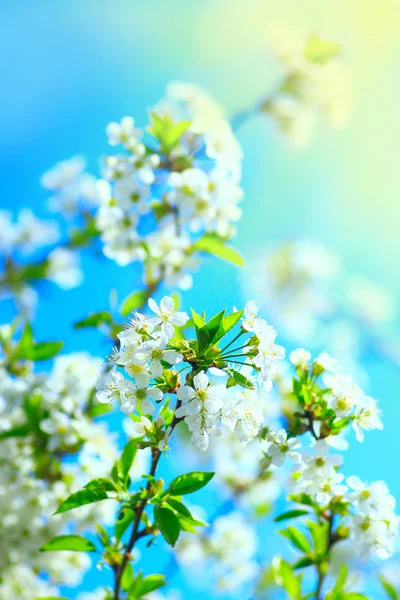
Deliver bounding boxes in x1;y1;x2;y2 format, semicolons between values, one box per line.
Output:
307;520;329;556
226;368;255;390
191;233;245;266
121;562;135;592
293;556;314;569
0;424;31;440
378;575;398;600
74;311;113;329
135;574;167;596
96;524;111;547
54;485;112;515
27;341;64;361
154;506;180;546
214;310;244;344
332;565;348;593
167;471;215;496
121;290;149;317
13;322;33;359
274;509;310;522
206;310;226;344
118;439;138;480
115;508;135;541
278;559;302;599
191;309;209;353
304;34;342;64
84;478;117;492
279;526;311;553
166;498;208;530
40;535;96;552
148;113;191;155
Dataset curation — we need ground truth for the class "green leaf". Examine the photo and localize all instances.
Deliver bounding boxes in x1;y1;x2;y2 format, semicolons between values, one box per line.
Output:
166;498;207;529
226;368;255;390
115;509;135;541
74;311;112;329
293;556;314;569
13;322;33;359
279;526;311;553
274;509;310;522
307;520;329;555
148;112;191;155
34;597;69;600
214;310;244;344
121;290;149;317
344;595;370;600
154;506;180;546
167;471;215;496
27;341;63;361
332;565;348;593
96;524;111;547
121;563;135;592
206;310;226;344
40;535;96;552
166;498;193;518
118;439;138;480
378;576;398;600
54;485;112;515
0;424;31;440
191;309;209;353
135;574;167;596
84;478;117;492
191;233;245;266
278;559;302;598
20;260;49;281
87;403;113;419
304;34;342;64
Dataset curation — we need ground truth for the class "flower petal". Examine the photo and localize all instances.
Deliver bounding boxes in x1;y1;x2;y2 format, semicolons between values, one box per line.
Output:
148;298;159;315
160;295;174;315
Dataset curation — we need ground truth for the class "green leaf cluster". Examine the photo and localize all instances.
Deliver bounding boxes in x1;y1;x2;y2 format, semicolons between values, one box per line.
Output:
148;113;191;156
153;471;214;546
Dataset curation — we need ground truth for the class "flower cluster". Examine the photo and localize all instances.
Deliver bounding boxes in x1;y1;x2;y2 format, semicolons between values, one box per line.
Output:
0;331;137;595
282;442;399;561
0;207;83;316
264;28;350;146
247;240;340;343
246;239;399;381
41;155;100;218
176;511;258;592
247;351;398;580
95;82;243;289
96;297;285;450
0;208;60;256
286;348;384;443
346;476;398;559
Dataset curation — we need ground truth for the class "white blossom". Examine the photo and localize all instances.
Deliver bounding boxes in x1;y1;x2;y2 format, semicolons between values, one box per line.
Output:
133;335;182;378
352;396;383;442
176;371;225;450
106;116;142;149
148;296;189;339
264;429;301;467
289;348;311;368
221;388;264;443
253;325;286;391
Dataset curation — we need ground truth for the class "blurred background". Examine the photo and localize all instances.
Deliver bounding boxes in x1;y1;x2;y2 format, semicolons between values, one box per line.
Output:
1;0;400;597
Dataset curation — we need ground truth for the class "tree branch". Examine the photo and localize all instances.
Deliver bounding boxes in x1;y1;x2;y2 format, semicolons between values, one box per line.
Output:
112;402;183;600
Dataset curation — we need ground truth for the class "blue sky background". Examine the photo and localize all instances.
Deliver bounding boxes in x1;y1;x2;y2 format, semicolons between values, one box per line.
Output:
1;1;400;597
